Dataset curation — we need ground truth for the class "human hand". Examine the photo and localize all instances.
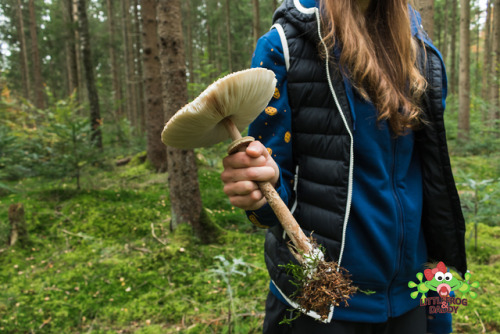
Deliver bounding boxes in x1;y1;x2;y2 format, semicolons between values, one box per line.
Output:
221;141;280;211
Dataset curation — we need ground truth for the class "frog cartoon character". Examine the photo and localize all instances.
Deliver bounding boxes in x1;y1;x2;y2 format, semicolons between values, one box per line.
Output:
408;261;479;301
423;262;462;298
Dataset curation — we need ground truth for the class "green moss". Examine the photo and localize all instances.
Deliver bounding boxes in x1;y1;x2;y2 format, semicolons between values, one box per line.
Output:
1;148;497;332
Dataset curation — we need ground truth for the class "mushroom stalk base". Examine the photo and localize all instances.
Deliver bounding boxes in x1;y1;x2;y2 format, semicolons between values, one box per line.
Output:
222;117;312;262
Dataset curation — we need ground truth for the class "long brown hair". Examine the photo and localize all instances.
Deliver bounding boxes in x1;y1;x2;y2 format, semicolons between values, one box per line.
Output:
320;0;427;135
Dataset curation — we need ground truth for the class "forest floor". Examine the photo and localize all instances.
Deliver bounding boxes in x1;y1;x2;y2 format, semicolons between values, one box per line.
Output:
0;151;498;333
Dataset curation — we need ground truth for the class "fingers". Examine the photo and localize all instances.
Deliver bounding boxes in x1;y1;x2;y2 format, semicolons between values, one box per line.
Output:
222;151;267;169
223;182;267;211
230;195;267;211
223;180;258;196
221;140;279;211
221;165;276;183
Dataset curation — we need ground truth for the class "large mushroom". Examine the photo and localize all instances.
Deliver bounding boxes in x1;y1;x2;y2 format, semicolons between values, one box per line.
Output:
161;68;312;258
161;68;356;321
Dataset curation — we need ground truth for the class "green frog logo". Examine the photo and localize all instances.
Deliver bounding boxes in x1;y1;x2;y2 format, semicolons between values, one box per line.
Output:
408;262;479;304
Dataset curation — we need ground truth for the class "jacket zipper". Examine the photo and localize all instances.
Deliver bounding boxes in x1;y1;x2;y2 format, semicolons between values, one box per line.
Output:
314;8;354;269
387;139;404;317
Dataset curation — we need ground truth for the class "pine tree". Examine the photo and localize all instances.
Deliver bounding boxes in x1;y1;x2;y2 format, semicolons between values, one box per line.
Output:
77;0;103;148
62;0;78;97
252;0;260;49
458;0;471;140
106;0;123;117
157;0;218;243
15;0;30;100
489;0;500;125
225;0;232;72
142;0;167;172
28;0;45;109
416;0;435;40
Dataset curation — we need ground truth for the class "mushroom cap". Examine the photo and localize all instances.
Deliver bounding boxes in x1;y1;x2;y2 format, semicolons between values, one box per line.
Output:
161;68;277;149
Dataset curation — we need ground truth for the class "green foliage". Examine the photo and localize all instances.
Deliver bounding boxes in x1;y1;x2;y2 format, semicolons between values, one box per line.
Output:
188;50;226;100
209;255;252;333
38;93;98;189
0;89;43;181
452;157;500;228
454;224;500;333
0;155;498;332
0;124;34;182
445;94;500;156
0;91;101;189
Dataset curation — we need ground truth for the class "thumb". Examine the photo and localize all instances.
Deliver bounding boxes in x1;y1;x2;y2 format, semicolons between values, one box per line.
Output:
246;140;269;158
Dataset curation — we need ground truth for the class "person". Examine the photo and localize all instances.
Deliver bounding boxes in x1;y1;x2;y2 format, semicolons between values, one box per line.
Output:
221;0;467;333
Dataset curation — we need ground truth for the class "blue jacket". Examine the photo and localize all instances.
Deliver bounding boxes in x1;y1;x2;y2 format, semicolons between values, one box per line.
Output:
247;0;458;332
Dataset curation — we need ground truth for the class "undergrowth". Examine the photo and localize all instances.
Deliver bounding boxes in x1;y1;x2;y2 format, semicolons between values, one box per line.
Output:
0;144;498;333
0;160;268;333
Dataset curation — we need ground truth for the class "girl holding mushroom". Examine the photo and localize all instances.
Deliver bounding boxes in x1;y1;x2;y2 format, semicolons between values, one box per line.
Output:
221;0;467;333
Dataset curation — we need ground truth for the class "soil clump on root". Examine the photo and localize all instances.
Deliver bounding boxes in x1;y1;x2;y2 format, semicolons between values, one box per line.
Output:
297;260;357;320
286;239;358;321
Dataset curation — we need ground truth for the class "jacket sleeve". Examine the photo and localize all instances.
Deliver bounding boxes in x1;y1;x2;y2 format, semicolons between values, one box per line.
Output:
426;290;453;334
245;29;294;228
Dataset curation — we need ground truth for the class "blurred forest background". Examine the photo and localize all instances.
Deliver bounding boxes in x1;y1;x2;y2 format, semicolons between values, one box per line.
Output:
0;0;498;333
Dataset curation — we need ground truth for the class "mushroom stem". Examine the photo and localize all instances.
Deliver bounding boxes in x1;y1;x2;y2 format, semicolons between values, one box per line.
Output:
222;117;244;141
222;117;313;261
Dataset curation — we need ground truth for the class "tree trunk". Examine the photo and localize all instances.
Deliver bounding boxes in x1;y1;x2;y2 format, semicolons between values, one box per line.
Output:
133;0;145;133
77;0;103;148
8;203;28;247
185;0;194;85
142;0;167;172
482;0;493;102
121;0;138;129
489;0;500;125
207;20;213;80
106;0;123;117
252;0;260;49
28;0;45;109
225;0;232;72
16;0;30;100
474;8;481;95
72;0;85;104
273;0;278;12
415;0;435;40
441;0;449;63
217;24;222;74
458;0;470;140
450;0;458;94
157;0;218;243
62;0;79;97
